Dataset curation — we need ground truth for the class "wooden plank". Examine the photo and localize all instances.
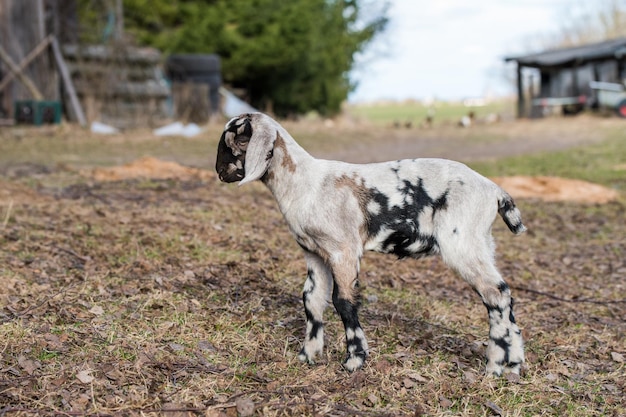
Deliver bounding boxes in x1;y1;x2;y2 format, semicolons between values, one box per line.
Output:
0;43;44;100
51;36;86;126
0;34;53;93
62;44;162;65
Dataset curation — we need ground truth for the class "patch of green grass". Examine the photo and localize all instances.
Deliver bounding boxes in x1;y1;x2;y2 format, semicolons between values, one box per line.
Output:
469;128;626;190
0;127;221;169
347;99;513;126
36;349;59;361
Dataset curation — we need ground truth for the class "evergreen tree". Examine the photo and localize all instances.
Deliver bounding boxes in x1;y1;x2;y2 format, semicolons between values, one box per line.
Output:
120;0;388;116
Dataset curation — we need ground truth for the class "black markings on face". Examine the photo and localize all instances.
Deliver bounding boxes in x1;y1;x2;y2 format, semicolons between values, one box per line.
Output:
215;114;253;182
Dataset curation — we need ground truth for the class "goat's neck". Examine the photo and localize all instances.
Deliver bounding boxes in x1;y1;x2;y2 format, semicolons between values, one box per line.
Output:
262;132;315;209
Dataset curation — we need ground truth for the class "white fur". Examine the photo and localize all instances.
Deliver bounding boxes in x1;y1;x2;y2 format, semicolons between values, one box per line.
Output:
217;113;527;375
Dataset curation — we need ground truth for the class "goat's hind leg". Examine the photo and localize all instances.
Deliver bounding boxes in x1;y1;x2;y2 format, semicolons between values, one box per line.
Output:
441;242;524;376
482;280;524;375
298;251;332;365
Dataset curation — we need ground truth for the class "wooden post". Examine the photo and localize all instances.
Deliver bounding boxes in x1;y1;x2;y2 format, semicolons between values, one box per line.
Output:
51;36;87;126
516;63;525;118
115;0;124;40
0;35;53;93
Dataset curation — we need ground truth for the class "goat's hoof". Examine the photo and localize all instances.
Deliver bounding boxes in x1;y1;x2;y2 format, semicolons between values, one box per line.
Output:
486;361;522;377
297;349;316;365
503;362;522;376
485;362;503;377
342;353;366;372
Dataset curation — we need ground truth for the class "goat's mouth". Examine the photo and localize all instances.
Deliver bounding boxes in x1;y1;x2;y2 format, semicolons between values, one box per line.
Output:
217;163;244;183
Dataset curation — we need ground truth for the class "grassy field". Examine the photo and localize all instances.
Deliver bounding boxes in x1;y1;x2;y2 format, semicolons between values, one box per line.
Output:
346;99;515;127
0;117;624;416
468;126;626;192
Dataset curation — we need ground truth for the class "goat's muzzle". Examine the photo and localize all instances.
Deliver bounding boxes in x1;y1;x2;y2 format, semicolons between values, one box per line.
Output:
215;131;245;183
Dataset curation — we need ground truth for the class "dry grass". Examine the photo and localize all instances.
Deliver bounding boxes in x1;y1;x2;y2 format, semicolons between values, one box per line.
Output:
0;118;625;416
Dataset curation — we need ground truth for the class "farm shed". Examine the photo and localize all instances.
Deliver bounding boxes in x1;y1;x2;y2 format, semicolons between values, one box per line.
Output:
505;37;626;118
0;0;173;128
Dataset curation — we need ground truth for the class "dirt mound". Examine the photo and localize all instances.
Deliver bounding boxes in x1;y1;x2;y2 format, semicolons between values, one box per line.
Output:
491;176;619;204
85;157;215;182
0;179;50;205
81;158;619;203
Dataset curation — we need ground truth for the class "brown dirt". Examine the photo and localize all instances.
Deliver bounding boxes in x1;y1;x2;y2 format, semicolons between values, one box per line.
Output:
0;119;624;416
84;156;216;182
79;157;619;204
0;179;51;205
491;176;620;204
1;176;624;416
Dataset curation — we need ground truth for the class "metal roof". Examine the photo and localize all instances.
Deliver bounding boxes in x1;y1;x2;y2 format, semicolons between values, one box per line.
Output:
504;37;626;68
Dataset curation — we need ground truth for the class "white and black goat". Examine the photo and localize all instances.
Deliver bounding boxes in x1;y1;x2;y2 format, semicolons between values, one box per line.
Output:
215;112;526;376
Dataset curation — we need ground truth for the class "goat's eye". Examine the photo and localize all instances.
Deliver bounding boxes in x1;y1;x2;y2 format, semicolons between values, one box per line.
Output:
235;136;250;151
235;136;250;144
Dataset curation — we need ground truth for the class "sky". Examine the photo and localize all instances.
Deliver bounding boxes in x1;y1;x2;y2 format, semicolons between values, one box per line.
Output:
349;0;576;102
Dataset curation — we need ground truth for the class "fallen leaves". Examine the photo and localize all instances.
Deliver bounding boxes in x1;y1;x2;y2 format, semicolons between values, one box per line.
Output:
485;400;503;416
0;168;624;416
88;305;104;316
76;369;95;384
17;356;40;375
235;397;255;417
610;352;624;363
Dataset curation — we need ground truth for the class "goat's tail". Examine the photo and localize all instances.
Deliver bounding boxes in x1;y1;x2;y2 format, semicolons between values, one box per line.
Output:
497;190;527;235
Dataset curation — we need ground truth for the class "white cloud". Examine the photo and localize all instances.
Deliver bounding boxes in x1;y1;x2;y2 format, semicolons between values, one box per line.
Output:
350;0;571;101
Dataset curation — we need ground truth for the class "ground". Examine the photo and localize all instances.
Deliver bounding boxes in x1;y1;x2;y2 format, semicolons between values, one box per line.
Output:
0;116;624;416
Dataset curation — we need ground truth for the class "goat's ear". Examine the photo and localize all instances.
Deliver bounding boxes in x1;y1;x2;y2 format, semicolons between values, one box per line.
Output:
238;128;276;186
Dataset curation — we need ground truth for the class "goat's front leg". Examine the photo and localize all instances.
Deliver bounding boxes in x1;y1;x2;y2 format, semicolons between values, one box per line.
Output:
298;251;332;365
330;253;368;371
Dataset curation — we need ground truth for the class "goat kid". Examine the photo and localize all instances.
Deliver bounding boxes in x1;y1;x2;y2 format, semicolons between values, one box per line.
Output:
215;112;526;376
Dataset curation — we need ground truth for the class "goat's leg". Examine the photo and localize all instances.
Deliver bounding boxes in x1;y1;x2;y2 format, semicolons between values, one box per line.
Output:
460;269;523;375
330;254;368;371
441;241;524;376
298;251;332;365
481;280;524;375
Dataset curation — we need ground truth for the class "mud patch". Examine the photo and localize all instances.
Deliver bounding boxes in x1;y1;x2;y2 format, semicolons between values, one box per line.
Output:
491;176;619;204
84;156;215;182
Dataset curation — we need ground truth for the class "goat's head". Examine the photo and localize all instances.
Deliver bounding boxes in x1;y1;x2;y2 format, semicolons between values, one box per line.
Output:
215;113;277;185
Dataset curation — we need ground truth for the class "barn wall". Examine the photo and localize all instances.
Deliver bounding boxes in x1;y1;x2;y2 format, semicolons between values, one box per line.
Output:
538;60;622;99
0;0;59;118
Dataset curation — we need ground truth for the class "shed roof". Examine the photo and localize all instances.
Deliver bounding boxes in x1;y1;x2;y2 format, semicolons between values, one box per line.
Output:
505;37;626;68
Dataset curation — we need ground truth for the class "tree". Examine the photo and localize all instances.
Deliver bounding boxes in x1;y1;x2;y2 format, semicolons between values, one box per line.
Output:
120;0;388;116
538;0;626;48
